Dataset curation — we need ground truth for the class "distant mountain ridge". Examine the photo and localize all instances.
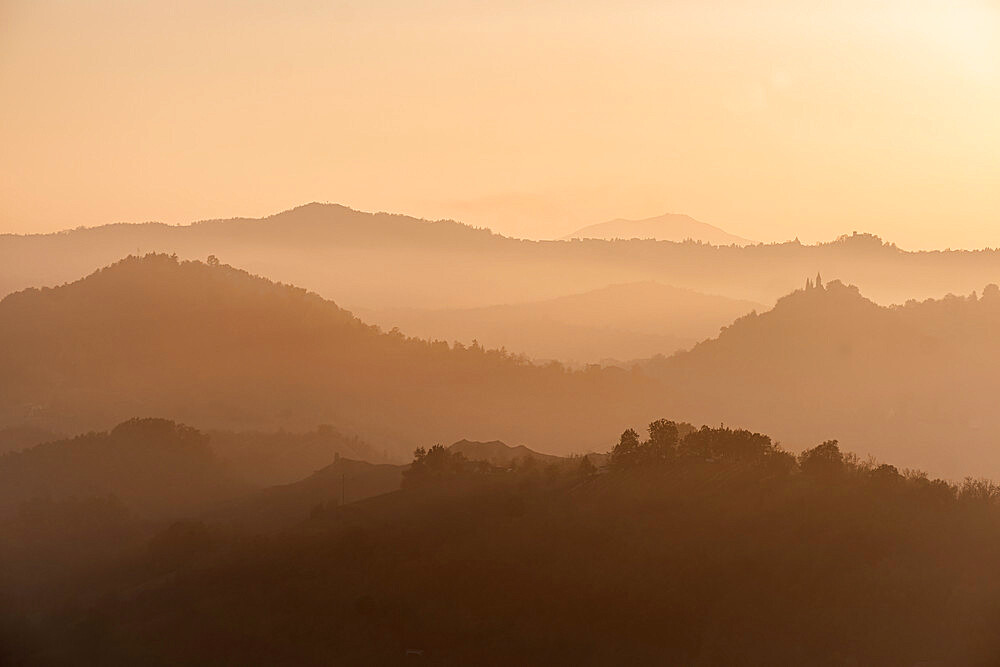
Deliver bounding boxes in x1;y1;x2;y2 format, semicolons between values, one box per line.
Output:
563;213;752;246
5;203;1000;307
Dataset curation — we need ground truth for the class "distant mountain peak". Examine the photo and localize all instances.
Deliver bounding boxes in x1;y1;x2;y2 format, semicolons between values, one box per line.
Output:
562;213;752;246
266;201;353;218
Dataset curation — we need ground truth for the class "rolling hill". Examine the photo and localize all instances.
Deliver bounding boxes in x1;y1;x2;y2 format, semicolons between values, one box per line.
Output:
0;418;243;519
563;213;751;245
12;431;1000;665
6;252;1000;479
213;438;576;533
0;425;63;456
643;278;1000;479
4;203;1000;308
208;425;387;487
0;254;663;457
209;456;406;533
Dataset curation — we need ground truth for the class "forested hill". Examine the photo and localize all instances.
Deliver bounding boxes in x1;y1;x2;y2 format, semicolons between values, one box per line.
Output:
11;421;1000;665
0;255;662;457
0;418;241;519
645;278;1000;478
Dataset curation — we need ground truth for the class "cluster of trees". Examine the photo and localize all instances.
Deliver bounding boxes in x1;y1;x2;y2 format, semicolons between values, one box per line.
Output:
401;445;495;488
3;414;1000;664
642;277;1000;480
611;420;799;472
10;420;998;665
611;419;996;506
12;252;1000;479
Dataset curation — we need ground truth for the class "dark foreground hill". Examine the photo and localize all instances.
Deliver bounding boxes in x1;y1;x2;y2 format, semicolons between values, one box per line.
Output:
6;421;999;666
644;278;1000;479
0;419;389;520
0;254;662;456
0;418;242;520
209;456;405;533
0;418;393;621
210;438;575;532
5;203;1000;307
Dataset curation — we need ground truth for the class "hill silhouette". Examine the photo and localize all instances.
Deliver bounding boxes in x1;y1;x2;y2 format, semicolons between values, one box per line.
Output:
8;421;1000;665
208;424;386;488
446;439;562;466
0;425;63;456
563;213;751;245
644;278;1000;478
0;418;243;519
0;254;662;457
198;439;575;533
5;204;1000;308
209;456;405;533
358;281;760;364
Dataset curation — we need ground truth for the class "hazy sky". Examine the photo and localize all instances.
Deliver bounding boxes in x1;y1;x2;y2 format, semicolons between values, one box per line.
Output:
1;0;998;248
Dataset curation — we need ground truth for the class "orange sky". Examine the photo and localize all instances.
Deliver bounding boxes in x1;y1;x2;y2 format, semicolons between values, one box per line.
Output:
1;0;998;249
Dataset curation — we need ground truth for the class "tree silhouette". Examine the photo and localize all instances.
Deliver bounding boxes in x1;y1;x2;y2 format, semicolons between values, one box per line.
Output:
610;428;642;468
799;440;844;477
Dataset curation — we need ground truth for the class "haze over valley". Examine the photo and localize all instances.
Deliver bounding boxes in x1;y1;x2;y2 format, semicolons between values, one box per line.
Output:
3;1;1000;663
356;281;762;365
562;213;753;246
5;204;1000;311
3;250;1000;481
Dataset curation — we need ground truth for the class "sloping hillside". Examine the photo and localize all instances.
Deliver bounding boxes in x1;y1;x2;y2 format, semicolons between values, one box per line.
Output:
0;254;663;456
644;279;1000;478
0;418;242;519
0;425;63;456
209;457;405;533
208;425;387;487
14;427;1000;665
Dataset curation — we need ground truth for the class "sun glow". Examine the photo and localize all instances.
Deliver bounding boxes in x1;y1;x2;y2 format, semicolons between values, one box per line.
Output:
905;2;1000;77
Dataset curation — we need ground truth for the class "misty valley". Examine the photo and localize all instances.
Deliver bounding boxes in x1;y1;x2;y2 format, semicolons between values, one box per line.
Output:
6;0;1000;661
2;207;1000;664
